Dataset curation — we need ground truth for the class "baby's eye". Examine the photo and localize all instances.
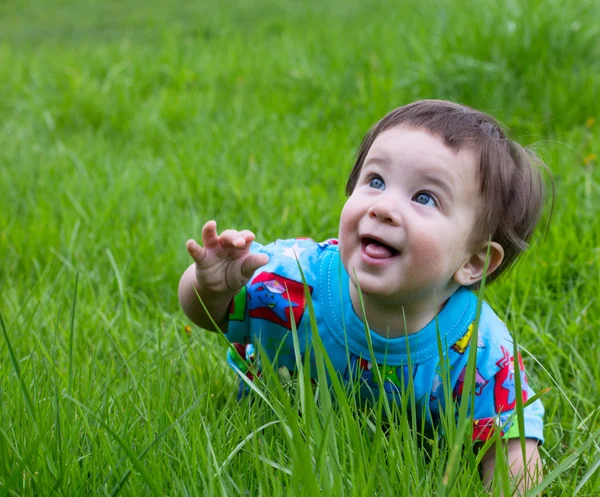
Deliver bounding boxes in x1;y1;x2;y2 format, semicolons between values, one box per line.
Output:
368;176;385;190
413;192;437;207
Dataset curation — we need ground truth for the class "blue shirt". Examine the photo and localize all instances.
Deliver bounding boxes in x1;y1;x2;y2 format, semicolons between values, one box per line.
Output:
225;238;544;443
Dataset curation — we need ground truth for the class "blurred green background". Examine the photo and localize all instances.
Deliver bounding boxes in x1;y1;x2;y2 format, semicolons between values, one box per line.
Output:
1;0;599;495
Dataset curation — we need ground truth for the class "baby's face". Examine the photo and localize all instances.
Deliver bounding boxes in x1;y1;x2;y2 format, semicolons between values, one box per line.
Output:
338;126;483;304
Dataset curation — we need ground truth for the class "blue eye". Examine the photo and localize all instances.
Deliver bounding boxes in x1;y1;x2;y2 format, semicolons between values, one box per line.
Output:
413;192;436;207
369;176;385;190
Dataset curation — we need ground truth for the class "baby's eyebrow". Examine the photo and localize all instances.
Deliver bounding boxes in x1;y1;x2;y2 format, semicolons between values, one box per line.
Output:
362;155;388;168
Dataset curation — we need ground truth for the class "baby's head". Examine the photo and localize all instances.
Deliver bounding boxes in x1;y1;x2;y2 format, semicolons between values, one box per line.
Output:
342;100;547;291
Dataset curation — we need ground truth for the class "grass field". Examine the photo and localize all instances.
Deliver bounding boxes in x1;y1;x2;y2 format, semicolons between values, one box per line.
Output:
1;0;599;495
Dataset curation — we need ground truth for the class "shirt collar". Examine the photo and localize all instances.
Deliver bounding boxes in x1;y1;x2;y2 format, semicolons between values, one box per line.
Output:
319;246;477;365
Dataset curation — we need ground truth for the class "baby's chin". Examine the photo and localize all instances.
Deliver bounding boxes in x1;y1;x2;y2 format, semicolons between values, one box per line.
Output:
348;276;405;302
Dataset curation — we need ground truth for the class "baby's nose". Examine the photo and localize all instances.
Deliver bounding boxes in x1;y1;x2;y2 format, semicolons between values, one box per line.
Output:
368;199;402;225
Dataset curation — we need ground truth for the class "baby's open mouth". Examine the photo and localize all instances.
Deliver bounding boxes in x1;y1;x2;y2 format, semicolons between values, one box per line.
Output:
361;237;399;259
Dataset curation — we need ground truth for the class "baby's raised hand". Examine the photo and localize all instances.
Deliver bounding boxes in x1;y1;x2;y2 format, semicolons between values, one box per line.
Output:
186;220;269;296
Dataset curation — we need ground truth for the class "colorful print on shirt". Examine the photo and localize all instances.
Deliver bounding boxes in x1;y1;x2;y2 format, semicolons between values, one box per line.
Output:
494;346;529;413
229;272;313;330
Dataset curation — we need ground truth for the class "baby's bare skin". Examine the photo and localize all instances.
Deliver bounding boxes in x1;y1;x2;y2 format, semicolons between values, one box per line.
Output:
178;220;269;331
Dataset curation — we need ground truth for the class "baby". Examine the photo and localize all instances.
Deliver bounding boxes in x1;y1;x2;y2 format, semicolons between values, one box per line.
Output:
179;100;547;492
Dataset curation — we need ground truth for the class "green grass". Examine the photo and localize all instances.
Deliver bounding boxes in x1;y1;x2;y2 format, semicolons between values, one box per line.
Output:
1;0;599;495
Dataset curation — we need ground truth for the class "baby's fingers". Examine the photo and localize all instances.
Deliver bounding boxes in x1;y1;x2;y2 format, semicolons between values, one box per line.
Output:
219;229;248;249
186;239;206;263
238;230;256;246
201;220;220;249
241;253;270;279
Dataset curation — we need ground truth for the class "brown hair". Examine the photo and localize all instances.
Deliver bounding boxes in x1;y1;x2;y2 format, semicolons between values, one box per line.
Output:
345;100;550;286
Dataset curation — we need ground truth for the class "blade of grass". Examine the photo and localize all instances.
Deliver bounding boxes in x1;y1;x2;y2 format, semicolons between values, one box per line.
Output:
526;428;600;496
295;260;342;490
573;452;600;495
63;394;164;497
440;241;491;496
351;268;393;421
108;395;203;497
215;420;281;477
68;270;78;395
0;433;43;496
512;332;528;481
0;311;38;429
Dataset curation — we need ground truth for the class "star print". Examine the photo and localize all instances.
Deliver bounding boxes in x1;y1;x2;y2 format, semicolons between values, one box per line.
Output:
282;243;305;259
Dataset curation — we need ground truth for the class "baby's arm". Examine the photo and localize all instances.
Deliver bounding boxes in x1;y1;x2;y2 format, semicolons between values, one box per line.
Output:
178;220;269;332
480;438;542;496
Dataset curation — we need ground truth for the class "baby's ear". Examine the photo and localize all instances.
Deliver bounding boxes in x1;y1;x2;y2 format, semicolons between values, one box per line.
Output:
453;241;504;287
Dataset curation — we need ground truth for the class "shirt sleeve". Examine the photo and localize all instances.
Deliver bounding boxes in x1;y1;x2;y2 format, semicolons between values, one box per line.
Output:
224;238;319;347
224;240;266;344
467;333;545;444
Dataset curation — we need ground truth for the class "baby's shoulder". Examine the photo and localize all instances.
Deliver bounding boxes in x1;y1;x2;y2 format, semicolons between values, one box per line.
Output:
249;237;338;281
252;237;338;257
478;302;512;343
472;302;521;375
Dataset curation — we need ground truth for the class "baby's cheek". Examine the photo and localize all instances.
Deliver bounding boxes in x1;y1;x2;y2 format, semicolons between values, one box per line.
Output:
411;232;444;265
407;233;450;281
